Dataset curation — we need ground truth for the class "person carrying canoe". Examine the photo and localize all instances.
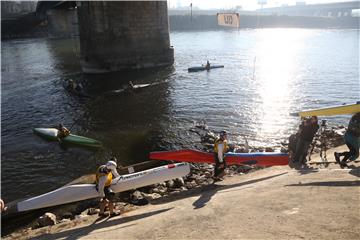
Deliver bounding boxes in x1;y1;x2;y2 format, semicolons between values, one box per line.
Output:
205;60;211;71
56;124;70;143
334;112;360;168
213;130;229;181
96;158;121;217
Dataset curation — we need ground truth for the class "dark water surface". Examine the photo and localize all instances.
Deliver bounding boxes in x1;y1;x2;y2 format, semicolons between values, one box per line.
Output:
1;29;359;202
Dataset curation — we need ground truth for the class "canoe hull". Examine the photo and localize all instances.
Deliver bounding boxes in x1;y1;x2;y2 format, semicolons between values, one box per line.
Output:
290;102;360;117
188;65;224;72
15;163;190;213
150;149;289;166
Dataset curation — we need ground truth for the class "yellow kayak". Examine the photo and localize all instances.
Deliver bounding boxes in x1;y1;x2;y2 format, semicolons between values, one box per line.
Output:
290;102;360;117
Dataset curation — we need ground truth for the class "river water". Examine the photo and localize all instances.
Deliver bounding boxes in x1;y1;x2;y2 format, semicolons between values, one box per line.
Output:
1;29;359;202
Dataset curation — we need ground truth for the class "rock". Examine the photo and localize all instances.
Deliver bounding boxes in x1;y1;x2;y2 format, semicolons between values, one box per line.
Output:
195;176;207;185
150;187;159;194
144;193;162;200
75;214;88;219
280;147;288;153
185;182;195;189
237;165;253;173
173;177;185;188
37;213;57;228
59;218;71;224
166;180;175;188
60;212;73;219
203;171;212;178
131;190;144;201
131;190;149;206
265;147;274;152
86;208;99;215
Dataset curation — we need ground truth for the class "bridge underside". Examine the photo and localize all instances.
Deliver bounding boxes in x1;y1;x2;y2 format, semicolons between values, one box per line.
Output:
77;1;174;73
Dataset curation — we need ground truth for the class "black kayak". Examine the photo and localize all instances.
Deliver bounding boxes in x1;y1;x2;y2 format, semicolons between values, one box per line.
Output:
188;65;224;72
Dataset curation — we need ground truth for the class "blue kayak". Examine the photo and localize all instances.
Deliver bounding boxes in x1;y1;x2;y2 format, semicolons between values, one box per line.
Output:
188;65;224;72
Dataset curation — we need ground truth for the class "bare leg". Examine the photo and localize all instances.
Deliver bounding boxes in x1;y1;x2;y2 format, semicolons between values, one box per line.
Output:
108;201;114;214
99;198;109;215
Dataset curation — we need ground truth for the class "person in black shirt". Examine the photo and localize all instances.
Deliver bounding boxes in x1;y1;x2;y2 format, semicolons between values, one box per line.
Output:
294;116;319;166
334;113;360;168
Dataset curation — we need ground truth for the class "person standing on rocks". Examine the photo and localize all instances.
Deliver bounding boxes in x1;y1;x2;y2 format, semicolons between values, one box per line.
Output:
213;130;229;181
294;116;319;167
96;158;121;217
334;112;360;168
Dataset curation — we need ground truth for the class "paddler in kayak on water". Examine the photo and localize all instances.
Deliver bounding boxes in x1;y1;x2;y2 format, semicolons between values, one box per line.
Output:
125;81;135;93
56;124;70;143
205;60;210;71
96;158;121;217
66;79;83;93
213;130;229;181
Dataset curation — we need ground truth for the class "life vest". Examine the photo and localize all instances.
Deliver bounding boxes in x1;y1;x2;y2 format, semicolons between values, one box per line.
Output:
57;127;70;138
95;165;113;187
214;138;228;154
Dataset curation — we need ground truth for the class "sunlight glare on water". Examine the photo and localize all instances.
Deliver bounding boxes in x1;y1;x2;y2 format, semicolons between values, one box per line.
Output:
251;29;311;145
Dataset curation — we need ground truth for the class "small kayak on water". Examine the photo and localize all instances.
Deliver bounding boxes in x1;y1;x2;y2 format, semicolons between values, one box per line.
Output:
33;128;102;148
111;84;152;94
188;65;224;72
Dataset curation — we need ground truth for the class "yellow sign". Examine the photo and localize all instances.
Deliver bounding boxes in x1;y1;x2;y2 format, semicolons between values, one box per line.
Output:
217;13;240;28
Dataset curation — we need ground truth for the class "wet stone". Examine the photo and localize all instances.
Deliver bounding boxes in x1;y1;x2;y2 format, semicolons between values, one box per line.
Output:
37;212;57;228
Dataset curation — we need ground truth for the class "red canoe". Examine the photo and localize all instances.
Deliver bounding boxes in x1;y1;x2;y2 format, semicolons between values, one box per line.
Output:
150;149;289;166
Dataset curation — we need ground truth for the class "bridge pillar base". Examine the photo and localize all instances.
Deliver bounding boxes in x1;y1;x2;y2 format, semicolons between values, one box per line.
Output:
77;1;174;73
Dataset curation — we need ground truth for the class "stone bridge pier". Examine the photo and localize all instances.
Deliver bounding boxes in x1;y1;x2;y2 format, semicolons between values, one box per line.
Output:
77;1;174;73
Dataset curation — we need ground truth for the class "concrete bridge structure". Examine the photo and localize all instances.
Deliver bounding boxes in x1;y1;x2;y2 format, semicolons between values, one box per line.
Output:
36;0;174;73
257;1;360;17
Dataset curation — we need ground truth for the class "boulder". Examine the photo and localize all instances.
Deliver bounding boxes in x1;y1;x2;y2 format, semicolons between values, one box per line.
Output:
166;180;175;188
144;193;162;201
37;212;57;228
60;212;73;219
86;208;99;215
173;177;185;188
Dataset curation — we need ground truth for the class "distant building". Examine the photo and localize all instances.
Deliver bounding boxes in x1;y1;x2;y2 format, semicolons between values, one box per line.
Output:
257;1;359;18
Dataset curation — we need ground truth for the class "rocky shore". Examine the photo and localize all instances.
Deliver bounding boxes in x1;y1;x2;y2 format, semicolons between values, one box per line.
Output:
2;123;347;237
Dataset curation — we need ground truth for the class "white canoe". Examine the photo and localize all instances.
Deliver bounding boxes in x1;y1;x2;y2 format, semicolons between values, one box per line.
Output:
15;163;190;213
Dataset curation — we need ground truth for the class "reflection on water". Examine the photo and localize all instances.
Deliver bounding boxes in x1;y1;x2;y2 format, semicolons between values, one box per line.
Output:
1;29;359;201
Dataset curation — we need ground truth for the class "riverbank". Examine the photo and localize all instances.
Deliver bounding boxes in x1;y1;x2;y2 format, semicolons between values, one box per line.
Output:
4;144;359;240
1;125;351;236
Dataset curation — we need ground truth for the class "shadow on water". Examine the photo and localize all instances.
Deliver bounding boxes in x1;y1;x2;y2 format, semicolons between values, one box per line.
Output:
28;208;173;240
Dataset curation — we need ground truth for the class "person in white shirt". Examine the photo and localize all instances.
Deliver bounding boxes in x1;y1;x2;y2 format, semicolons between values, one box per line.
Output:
96;158;121;217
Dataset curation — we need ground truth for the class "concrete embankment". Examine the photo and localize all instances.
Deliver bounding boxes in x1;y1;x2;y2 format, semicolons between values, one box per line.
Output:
4;145;359;240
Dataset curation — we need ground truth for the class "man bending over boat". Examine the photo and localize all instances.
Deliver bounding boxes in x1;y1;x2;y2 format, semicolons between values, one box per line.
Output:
334;113;360;168
96;159;121;217
213;130;229;181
